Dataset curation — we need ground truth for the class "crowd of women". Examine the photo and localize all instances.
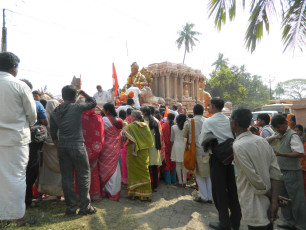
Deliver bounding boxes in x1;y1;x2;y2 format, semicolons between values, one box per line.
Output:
37;101;191;203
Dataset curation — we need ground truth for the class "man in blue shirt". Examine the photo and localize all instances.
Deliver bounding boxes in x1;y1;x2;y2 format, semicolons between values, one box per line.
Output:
20;79;48;208
34;100;48;126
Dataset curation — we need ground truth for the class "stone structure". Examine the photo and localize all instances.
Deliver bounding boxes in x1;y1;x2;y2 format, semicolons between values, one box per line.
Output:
146;62;206;111
292;99;306;127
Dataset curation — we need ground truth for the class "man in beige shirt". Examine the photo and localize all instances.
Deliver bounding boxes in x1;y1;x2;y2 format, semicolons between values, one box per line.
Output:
231;108;282;230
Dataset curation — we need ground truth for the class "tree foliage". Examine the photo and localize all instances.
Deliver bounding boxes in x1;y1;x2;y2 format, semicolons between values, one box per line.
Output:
208;0;306;53
282;79;306;99
176;23;201;64
206;53;270;110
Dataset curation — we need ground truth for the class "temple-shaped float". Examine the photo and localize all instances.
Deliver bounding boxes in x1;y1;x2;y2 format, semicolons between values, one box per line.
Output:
145;62;208;111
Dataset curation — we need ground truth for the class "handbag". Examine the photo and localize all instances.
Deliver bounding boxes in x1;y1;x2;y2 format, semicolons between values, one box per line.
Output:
211;138;234;165
31;125;47;143
183;118;196;171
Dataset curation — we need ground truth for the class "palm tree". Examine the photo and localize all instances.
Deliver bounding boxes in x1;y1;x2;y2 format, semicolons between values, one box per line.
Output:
208;0;306;53
211;53;229;70
176;23;201;64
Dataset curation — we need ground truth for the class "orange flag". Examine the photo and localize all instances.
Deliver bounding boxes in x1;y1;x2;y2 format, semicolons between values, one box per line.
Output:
164;106;170;118
112;63;119;96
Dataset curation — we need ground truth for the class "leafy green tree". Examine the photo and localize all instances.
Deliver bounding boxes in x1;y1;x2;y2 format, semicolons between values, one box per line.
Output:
282;78;306;99
207;54;270;110
208;0;306;52
238;75;270;110
176;23;201;64
206;66;248;105
211;53;229;71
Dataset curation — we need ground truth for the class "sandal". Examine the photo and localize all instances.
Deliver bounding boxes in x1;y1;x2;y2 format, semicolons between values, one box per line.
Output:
78;206;97;215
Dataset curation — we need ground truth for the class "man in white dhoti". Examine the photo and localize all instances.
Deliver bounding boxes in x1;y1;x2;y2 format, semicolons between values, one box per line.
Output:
0;52;37;225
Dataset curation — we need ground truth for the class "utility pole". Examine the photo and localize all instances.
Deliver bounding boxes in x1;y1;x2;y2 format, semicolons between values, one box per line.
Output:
1;9;7;52
265;76;275;100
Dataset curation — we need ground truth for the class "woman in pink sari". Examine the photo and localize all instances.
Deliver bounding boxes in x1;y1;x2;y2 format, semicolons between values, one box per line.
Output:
99;103;123;201
81;108;104;202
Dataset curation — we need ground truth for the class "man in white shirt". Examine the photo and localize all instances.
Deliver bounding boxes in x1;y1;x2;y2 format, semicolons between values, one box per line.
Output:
0;52;37;224
93;85;109;104
198;98;241;230
231;108;282;230
125;84;141;109
170;105;179;122
116;98;134;114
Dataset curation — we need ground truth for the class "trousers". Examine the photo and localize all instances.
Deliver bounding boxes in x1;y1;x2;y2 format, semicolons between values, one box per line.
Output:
25;142;42;207
280;170;306;230
176;162;187;184
58;145;91;213
209;154;241;230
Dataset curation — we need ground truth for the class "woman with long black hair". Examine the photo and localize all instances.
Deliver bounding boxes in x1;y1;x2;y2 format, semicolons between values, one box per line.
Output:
162;113;176;184
170;114;187;187
141;106;162;192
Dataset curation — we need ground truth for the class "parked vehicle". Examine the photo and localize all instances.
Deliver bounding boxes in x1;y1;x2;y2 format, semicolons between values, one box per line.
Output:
260;103;293;114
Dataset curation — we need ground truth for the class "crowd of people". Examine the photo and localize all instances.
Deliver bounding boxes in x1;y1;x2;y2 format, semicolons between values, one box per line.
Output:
0;52;306;230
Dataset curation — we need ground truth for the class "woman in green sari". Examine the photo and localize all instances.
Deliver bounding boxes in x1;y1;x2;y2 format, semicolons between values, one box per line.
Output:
124;110;154;201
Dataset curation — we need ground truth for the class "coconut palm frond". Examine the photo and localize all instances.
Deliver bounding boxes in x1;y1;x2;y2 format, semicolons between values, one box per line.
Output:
208;0;228;30
281;0;306;52
175;36;184;49
229;0;236;20
245;0;275;53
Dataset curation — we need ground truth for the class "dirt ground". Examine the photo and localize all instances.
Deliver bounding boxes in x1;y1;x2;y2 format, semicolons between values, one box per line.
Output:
6;180;286;230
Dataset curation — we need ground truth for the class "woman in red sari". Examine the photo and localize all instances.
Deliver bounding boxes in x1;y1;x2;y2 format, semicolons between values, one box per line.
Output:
98;103;123;201
162;113;176;184
81;108;104;202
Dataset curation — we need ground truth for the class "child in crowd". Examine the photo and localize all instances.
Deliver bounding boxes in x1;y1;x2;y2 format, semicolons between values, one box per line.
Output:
171;114;188;187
